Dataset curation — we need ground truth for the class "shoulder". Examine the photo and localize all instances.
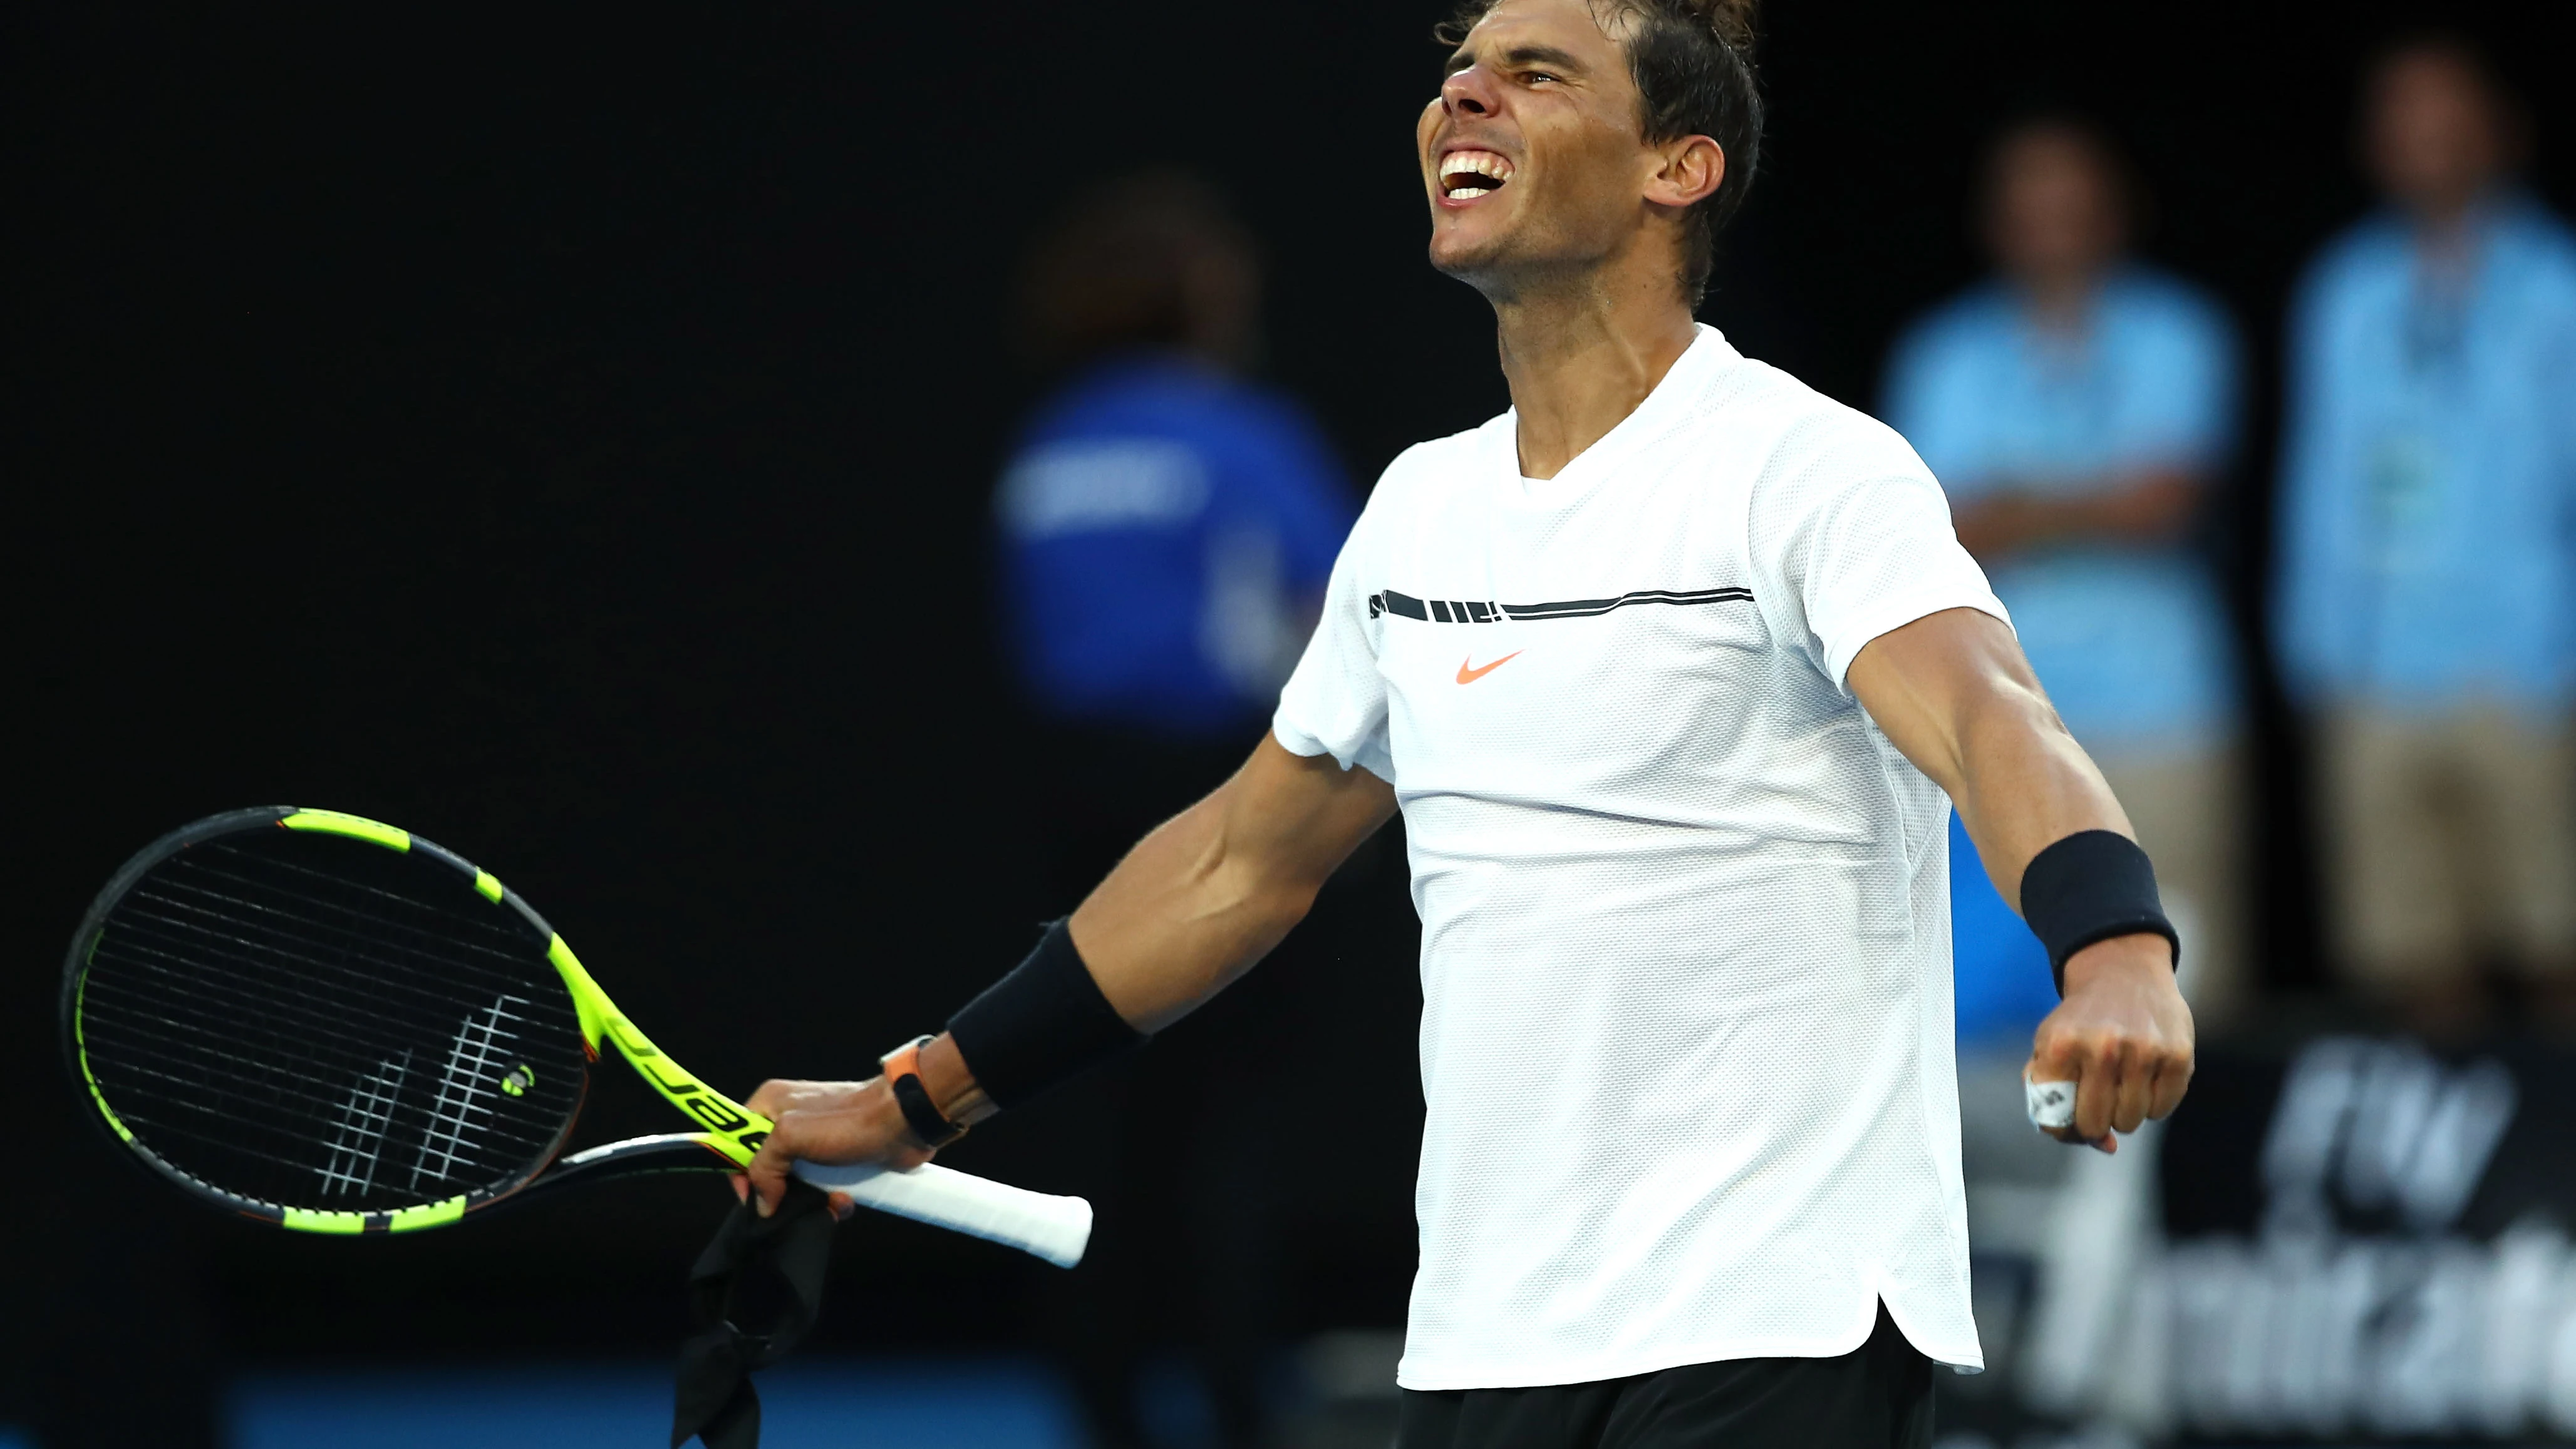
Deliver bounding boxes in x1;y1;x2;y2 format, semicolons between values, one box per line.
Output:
1707;355;1933;490
2295;214;2410;308
2101;267;2239;371
1387;413;1501;479
2108;266;2233;336
2495;198;2576;291
1890;284;2012;369
1352;415;1503;525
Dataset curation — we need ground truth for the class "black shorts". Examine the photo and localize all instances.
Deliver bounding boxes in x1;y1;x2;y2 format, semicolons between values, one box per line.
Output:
1396;1304;1934;1449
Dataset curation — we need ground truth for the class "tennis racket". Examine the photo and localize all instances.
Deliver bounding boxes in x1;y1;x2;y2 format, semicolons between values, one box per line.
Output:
61;807;1092;1266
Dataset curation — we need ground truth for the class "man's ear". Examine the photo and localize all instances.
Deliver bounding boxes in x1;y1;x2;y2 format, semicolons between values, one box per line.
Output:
1645;135;1725;210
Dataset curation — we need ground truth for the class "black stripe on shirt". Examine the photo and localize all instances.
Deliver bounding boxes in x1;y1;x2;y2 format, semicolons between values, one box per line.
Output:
1368;586;1751;622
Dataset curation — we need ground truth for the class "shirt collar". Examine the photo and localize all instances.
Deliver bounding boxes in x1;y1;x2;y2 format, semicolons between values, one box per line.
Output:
1496;324;1738;493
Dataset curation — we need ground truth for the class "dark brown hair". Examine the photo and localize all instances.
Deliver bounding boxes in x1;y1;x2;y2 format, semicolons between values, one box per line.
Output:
1435;0;1764;306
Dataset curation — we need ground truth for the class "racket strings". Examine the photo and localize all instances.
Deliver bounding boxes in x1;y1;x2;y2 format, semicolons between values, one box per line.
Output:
81;931;562;1139
84;967;569;1206
105;903;549;1057
201;841;538;953
152;860;545;991
78;830;586;1214
78;983;562;1160
88;929;510;1068
115;887;539;1030
78;992;564;1194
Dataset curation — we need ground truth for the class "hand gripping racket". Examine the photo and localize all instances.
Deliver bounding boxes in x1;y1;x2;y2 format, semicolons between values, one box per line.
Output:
61;807;1092;1266
2025;1075;2113;1150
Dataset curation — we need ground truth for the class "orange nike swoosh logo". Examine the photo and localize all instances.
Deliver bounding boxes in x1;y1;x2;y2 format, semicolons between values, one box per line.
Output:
1456;651;1522;684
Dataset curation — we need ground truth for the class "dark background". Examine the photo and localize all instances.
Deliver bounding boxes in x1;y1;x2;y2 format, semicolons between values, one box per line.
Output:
8;0;2575;1440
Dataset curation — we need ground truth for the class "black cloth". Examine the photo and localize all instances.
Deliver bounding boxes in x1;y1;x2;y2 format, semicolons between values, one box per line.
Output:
948;917;1146;1108
1395;1304;1934;1449
2017;828;2179;991
671;1183;836;1449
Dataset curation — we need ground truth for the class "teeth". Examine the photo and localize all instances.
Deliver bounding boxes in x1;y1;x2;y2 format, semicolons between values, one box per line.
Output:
1441;150;1513;194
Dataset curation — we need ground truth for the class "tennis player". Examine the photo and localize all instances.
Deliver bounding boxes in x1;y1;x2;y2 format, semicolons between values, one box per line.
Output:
748;0;2193;1442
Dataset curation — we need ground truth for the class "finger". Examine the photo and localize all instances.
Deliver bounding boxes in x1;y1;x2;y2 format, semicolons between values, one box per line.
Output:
2026;1028;2104;1149
829;1192;854;1223
742;1079;800;1122
2027;1021;2084;1089
2072;1039;2118;1145
745;1125;799;1219
2111;1044;2156;1135
2148;1052;2193;1121
729;1173;748;1204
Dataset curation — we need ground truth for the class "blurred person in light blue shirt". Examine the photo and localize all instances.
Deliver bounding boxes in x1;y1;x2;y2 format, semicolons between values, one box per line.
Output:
1886;119;2249;1044
2274;38;2576;1036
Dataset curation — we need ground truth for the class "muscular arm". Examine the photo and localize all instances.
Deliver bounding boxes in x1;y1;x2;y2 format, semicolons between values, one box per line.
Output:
1070;733;1399;1031
1846;607;2193;1147
741;735;1395;1210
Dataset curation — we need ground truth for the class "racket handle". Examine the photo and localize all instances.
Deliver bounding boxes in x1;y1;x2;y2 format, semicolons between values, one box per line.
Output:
2025;1077;2077;1132
792;1159;1093;1268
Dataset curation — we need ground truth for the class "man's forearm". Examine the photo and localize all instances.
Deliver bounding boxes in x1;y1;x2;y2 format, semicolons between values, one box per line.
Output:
932;736;1395;1108
1948;678;2138;907
1848;609;2137;902
1065;790;1330;1033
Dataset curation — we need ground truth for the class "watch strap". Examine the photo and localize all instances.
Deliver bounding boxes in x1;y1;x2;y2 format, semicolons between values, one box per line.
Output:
879;1035;968;1149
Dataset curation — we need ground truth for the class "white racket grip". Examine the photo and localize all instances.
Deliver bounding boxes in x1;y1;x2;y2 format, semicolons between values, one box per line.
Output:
792;1159;1093;1268
2025;1078;2077;1132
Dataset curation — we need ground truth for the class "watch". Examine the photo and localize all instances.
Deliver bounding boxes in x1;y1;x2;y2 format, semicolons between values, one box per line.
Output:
879;1034;968;1148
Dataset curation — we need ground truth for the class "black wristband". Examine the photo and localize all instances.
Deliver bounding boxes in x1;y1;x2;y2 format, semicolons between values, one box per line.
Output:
946;919;1146;1110
2016;829;2181;996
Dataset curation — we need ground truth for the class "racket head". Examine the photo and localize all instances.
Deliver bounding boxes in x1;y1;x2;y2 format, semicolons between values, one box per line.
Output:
63;808;596;1233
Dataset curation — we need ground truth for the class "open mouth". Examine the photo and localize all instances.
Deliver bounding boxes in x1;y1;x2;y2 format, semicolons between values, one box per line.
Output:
1440;150;1514;200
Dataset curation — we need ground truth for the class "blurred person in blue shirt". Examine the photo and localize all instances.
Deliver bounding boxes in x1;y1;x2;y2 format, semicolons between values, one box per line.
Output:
1886;119;2249;1045
991;172;1354;1449
998;173;1353;744
2275;38;2576;1037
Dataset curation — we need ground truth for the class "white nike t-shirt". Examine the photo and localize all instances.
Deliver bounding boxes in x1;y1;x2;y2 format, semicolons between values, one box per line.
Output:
1273;326;1999;1390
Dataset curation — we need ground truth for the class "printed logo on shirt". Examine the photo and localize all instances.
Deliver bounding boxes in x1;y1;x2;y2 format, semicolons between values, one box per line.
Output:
1368;585;1751;622
1455;652;1521;684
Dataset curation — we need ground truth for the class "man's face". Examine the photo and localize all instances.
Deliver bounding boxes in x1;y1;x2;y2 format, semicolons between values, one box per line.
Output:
2366;51;2503;220
1417;0;1662;294
1985;131;2125;285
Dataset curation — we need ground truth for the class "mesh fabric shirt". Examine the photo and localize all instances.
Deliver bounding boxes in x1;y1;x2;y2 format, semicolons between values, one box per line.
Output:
1273;327;1999;1389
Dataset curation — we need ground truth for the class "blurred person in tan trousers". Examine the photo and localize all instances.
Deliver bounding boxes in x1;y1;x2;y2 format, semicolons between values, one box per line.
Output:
2275;38;2576;1038
1886;120;2250;1031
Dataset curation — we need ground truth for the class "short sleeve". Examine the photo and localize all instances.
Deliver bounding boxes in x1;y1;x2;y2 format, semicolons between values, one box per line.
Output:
1271;487;1395;781
1746;411;2011;690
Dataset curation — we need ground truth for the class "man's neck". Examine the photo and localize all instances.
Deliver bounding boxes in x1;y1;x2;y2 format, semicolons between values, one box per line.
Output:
2016;266;2104;337
1490;262;1700;482
2409;187;2493;279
